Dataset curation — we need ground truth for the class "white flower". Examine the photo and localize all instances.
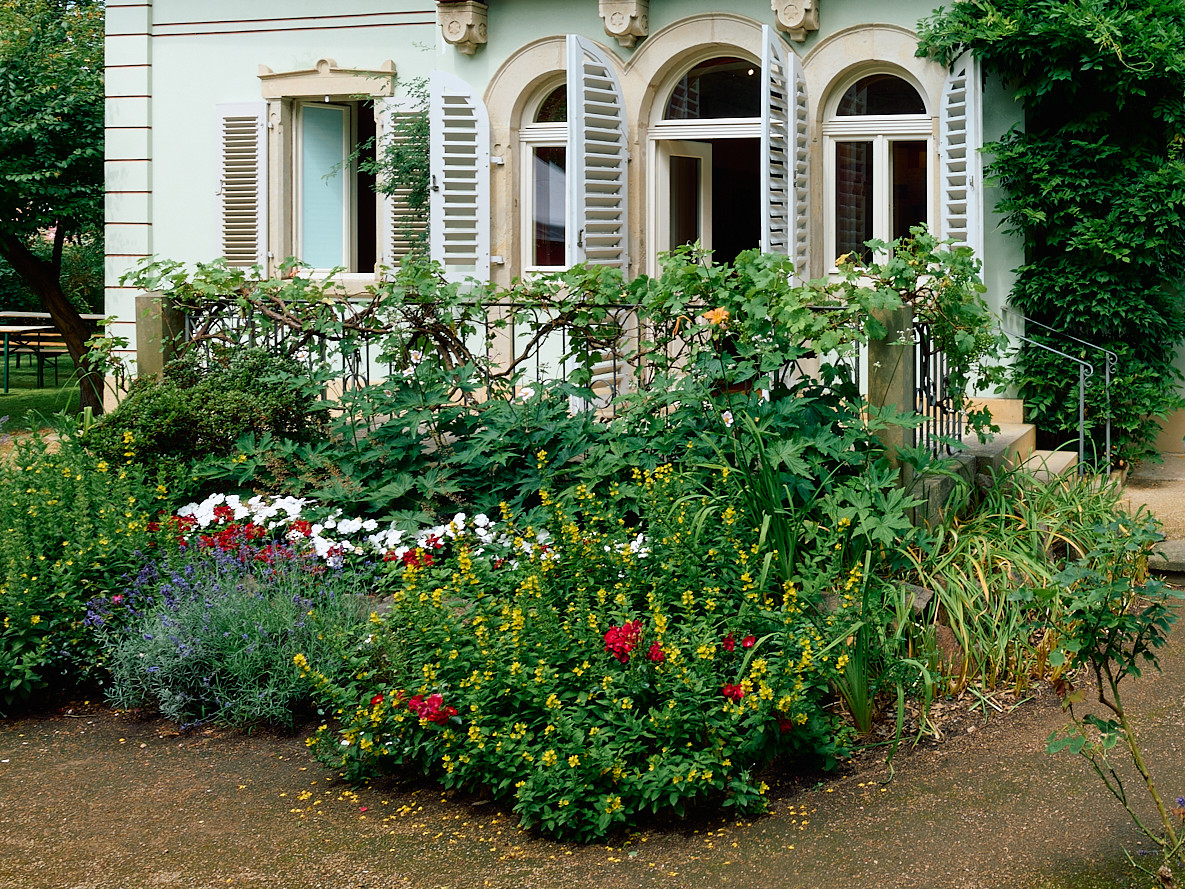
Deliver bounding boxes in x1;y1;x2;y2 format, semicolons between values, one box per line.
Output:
722;410;735;428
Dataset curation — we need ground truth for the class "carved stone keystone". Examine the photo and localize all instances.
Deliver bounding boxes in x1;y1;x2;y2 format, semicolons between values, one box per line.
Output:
437;1;488;55
599;0;648;48
772;0;820;42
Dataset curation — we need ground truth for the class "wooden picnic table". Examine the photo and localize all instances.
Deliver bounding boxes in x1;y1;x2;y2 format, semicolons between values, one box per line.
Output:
0;325;57;393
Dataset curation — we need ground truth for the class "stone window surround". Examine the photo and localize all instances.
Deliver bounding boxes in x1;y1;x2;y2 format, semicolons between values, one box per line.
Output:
257;59;396;285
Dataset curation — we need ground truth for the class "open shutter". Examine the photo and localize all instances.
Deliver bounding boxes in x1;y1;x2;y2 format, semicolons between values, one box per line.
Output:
376;99;428;273
566;34;629;272
429;71;490;282
789;50;810;278
760;25;790;257
216;102;268;268
939;52;983;259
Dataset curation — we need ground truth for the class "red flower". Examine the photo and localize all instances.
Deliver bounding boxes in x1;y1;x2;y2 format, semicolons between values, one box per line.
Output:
777;716;794;734
604;620;643;663
721;683;745;702
742;635;756;649
290;519;313;538
111;594;124;606
722;633;736;652
647;641;665;663
370;693;384;707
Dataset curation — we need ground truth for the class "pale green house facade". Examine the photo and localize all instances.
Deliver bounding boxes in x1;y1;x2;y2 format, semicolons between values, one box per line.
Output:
104;0;1024;395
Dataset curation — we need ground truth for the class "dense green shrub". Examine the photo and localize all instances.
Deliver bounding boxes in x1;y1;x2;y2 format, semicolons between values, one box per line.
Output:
84;348;324;483
0;430;166;706
919;0;1185;465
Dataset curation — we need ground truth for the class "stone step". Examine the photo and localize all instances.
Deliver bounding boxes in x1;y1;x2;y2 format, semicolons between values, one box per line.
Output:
958;422;1037;474
1151;539;1185;574
966;397;1025;425
1019;449;1078;480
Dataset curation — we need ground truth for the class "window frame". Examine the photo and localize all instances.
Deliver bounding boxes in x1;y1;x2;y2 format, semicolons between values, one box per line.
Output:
519;81;568;274
821;72;934;272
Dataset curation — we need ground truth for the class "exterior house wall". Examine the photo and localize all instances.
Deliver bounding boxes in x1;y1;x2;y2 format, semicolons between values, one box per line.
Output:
106;0;1025;402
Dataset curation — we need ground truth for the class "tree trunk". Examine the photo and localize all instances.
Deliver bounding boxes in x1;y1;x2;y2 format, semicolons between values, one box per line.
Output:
0;232;104;415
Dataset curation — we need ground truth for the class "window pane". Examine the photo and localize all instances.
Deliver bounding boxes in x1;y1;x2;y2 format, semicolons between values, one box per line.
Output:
535;85;567;123
533;146;566;266
835;141;874;260
891;140;928;241
301;104;348;269
669;155;701;250
664;57;760;120
837;74;926;116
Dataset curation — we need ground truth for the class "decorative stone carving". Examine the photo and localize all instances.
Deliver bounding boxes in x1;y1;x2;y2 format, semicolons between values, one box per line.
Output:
599;0;648;48
772;0;819;42
437;1;488;55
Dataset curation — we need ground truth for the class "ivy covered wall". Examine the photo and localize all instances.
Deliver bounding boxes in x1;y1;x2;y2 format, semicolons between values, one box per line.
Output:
919;0;1185;465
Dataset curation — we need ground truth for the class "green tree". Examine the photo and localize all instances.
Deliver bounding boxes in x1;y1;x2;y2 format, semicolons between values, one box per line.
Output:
0;0;105;412
919;0;1185;466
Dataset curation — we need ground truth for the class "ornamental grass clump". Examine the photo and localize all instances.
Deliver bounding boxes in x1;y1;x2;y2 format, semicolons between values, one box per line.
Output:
93;537;375;729
300;465;851;842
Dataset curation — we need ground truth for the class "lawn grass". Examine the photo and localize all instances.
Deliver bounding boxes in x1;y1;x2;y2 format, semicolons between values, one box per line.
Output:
0;354;81;431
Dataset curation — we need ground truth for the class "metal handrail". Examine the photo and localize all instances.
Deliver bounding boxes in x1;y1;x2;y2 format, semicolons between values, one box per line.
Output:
1003;308;1115;468
1000;323;1093;475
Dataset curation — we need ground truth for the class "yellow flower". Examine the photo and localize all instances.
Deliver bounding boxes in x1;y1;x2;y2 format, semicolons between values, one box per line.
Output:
541;749;557;767
30;615;40;625
568;754;580;768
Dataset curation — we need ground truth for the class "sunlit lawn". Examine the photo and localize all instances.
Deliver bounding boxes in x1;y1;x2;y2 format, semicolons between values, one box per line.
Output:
0;354;80;431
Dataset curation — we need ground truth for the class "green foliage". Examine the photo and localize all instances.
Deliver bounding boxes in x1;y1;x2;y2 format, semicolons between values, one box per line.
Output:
918;0;1185;466
0;431;168;706
301;470;849;842
84;349;325;486
0;228;102;313
0;0;103;238
95;547;373;729
1017;513;1185;870
908;467;1141;693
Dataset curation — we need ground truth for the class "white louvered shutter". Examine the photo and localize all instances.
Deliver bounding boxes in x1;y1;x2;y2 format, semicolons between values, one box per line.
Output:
789;50;810;278
429;71;490;282
376;99;428;274
566;34;629;272
216;103;268;268
939;52;984;259
760;25;790;257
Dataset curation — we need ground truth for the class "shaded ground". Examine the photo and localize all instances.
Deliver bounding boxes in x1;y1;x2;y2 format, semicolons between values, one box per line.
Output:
1;476;1183;888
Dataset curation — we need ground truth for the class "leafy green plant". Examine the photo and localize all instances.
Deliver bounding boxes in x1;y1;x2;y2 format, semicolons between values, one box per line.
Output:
84;348;324;487
1018;513;1184;877
918;0;1185;466
0;428;169;706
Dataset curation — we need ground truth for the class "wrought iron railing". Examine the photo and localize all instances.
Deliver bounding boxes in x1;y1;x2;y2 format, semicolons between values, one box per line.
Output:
913;319;964;455
1001;309;1114;470
179;298;865;419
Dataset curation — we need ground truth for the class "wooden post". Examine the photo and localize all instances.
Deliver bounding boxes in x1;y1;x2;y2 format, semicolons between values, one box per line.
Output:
135;292;185;379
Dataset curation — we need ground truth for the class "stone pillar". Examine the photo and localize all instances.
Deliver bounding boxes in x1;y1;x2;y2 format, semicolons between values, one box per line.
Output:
135;292;185;379
867;305;916;477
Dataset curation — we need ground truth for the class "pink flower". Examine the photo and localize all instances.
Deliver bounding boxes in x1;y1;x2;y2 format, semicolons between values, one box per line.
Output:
742;635;756;649
647;641;665;663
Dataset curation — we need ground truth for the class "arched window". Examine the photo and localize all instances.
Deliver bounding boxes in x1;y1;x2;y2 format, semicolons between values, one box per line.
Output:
823;72;931;264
